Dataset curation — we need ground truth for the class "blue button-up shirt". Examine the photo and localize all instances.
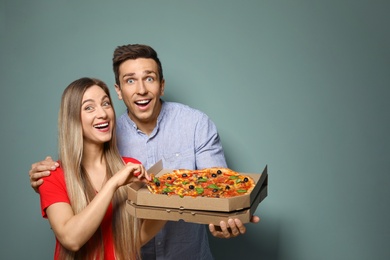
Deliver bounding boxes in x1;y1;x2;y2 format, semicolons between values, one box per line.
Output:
116;101;227;260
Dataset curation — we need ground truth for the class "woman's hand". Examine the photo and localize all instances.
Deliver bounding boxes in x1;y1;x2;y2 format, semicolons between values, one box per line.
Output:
113;162;151;188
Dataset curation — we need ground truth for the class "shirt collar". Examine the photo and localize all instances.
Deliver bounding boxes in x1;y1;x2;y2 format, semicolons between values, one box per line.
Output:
151;99;166;137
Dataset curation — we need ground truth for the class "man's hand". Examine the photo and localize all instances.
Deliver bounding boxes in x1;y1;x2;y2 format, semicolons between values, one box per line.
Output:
208;215;260;239
29;156;59;193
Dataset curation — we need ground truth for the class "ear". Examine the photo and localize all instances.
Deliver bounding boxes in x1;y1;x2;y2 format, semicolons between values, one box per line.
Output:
160;79;165;96
114;84;123;100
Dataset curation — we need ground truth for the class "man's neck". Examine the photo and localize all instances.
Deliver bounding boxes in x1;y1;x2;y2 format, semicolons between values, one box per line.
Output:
129;100;163;136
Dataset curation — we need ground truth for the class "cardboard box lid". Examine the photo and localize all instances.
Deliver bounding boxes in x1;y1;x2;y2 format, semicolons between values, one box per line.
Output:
126;184;267;225
127;161;268;212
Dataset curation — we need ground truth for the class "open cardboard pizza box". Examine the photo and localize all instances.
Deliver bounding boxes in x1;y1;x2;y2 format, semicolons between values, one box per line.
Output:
126;160;268;225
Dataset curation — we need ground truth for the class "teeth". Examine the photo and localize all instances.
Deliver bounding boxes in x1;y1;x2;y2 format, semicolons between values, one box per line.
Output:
94;123;108;128
136;100;150;105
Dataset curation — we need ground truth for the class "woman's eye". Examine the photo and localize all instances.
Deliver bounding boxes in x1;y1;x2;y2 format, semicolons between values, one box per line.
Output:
84;106;93;111
103;101;111;107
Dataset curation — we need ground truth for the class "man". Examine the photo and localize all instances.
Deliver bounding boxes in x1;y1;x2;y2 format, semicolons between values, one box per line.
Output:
29;44;260;259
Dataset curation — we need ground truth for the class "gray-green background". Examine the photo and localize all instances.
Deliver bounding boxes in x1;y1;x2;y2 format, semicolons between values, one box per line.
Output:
1;0;389;259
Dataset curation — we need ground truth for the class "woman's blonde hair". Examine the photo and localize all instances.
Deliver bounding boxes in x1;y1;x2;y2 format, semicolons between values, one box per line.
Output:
57;77;140;259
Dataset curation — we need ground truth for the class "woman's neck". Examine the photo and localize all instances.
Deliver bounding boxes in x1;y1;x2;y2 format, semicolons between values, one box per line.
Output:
82;143;107;192
82;144;105;168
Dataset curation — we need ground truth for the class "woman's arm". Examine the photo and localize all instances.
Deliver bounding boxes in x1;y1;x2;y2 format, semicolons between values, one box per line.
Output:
46;163;147;251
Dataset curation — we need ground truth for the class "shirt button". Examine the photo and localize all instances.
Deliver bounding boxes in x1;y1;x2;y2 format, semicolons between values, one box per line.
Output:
157;241;162;246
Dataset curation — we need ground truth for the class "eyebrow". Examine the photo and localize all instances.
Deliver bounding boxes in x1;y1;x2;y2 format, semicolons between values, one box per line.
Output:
82;95;109;105
144;70;157;75
122;70;157;78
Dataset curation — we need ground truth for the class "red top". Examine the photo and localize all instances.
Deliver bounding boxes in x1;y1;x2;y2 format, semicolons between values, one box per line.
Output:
39;157;140;259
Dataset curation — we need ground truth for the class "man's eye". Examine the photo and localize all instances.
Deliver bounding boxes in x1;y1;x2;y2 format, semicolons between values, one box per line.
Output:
146;77;154;82
126;79;134;84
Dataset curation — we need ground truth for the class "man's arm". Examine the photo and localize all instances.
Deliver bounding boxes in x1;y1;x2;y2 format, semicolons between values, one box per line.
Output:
29;156;59;193
194;115;261;238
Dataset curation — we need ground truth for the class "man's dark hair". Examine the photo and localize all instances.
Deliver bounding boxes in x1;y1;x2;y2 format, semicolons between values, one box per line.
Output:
112;44;164;85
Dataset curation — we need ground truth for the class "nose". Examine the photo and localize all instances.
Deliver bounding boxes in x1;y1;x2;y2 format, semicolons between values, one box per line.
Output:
137;81;147;95
96;105;108;118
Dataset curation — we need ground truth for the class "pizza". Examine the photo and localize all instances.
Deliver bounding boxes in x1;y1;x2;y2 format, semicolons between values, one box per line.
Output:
146;167;255;198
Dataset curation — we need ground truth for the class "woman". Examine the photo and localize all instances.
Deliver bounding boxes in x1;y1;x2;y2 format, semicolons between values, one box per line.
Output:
38;77;165;259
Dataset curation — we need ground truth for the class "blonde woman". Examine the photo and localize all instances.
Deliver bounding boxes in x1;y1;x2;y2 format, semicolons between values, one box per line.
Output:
38;77;165;259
